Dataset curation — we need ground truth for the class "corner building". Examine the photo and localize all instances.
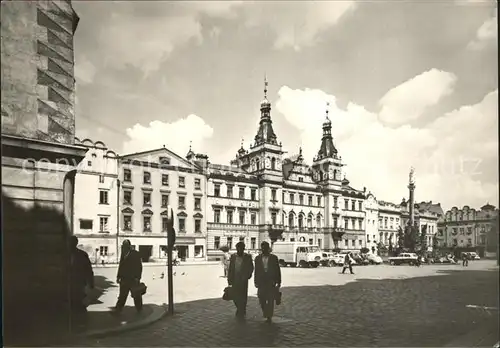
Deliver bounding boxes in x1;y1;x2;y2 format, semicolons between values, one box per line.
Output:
203;85;367;259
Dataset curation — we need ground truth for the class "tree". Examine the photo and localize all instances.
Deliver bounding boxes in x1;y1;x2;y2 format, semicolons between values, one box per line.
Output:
377;242;388;256
419;225;428;253
432;234;440;256
397;226;405;254
360;247;369;254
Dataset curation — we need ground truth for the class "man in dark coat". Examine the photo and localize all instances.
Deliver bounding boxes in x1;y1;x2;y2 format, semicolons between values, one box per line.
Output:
254;241;281;323
227;242;254;319
342;252;354;274
69;236;94;323
114;240;143;312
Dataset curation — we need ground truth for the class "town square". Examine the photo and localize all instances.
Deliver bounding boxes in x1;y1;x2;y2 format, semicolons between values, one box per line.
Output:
1;0;498;347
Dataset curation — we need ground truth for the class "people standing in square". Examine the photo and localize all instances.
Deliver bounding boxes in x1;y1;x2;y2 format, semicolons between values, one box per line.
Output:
227;242;254;320
254;241;281;323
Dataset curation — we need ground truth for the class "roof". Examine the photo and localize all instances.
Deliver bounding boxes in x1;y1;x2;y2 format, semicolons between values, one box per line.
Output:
417;201;444;216
481;203;496;211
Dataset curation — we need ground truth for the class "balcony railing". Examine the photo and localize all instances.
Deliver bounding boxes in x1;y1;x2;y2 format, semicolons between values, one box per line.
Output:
207;223;259;231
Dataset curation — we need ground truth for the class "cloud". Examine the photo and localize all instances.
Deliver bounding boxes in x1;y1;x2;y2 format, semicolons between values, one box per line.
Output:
97;2;244;74
74;56;96;85
379;69;457;125
122;114;215;157
467;11;498;50
275;78;498;209
245;2;356;50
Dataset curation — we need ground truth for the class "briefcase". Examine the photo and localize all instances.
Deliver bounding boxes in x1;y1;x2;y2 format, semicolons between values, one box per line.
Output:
131;282;147;297
222;286;232;301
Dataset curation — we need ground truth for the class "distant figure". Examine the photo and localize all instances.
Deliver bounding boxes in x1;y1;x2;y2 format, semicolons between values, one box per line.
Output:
228;242;254;320
69;236;94;321
462;253;469;267
114;240;143;313
223;251;230;277
342;252;354;274
254;241;281;323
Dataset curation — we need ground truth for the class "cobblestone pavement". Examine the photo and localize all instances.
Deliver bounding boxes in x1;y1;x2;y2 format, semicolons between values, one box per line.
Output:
72;261;499;347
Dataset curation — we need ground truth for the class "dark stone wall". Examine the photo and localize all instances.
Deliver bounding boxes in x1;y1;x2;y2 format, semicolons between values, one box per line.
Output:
1;0;79;144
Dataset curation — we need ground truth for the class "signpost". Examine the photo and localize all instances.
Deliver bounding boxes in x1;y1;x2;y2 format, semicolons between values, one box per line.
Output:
166;208;176;315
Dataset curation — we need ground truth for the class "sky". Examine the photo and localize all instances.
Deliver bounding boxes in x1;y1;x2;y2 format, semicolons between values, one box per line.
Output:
73;0;498;211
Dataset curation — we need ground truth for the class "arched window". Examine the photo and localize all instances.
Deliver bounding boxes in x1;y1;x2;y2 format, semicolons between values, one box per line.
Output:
256;158;260;171
316;215;322;228
288;213;294;228
307;215;312;228
298;214;304;228
333;169;337;180
271;157;276;170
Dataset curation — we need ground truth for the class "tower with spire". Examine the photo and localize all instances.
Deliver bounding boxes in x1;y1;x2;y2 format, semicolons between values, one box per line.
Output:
312;102;346;247
238;76;285;242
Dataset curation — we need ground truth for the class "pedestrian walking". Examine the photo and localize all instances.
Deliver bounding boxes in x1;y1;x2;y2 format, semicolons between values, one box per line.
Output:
254;241;281;323
341;252;354;274
114;240;144;313
227;242;254;320
69;236;94;326
462;253;469;267
223;250;230;277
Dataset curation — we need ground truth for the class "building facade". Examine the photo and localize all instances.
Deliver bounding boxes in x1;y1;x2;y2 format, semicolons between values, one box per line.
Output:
440;203;498;256
1;0;87;343
73;138;119;262
118;147;207;262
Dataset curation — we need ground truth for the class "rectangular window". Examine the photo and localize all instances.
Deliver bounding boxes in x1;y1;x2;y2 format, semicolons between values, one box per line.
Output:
214;236;220;250
351;240;355;247
124;191;132;205
318;239;322;248
195;219;201;232
271;189;277;201
333;217;338;227
195;197;201;210
317;196;321;206
178;196;185;209
162;174;169;186
333;197;338;207
99;246;108;256
143;172;151;184
162;217;169;232
143;192;151;206
214;209;221;223
99;175;104;183
227;211;233;224
99;190;108;204
251;213;256;225
358;201;362;211
143;216;151;232
251;237;256;249
80;219;93;230
227;185;233;198
298;177;304;182
251;188;257;201
194;178;201;190
179;176;185;188
239;210;245;224
309;239;313;245
271;212;277;225
308;195;313;206
344;218;349;230
344;240;348;247
358;240;362;246
299;194;304;205
124;169;132;182
214;184;221;197
161;194;169;207
344;199;349;210
352;219;356;230
239;187;245;199
227;237;233;249
178;217;185;232
290;193;294;204
358;219;362;230
351;201;356;211
123;215;132;230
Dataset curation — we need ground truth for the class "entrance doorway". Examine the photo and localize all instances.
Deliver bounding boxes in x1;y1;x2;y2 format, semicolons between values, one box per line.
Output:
138;245;153;262
177;246;189;260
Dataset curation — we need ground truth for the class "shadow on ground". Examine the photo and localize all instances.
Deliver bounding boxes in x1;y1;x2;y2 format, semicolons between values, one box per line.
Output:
89;275;117;305
73;268;499;347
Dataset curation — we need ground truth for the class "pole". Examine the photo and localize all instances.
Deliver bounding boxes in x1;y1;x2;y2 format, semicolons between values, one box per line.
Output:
116;179;120;264
167;245;174;314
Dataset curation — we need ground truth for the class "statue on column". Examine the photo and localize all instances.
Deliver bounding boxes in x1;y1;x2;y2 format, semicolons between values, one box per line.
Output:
409;167;415;185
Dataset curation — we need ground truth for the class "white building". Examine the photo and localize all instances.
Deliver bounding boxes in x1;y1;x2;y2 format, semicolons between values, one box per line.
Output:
73;138;119;262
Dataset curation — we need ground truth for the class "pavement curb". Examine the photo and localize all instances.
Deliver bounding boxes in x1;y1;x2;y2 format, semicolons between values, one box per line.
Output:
75;304;169;339
444;321;499;347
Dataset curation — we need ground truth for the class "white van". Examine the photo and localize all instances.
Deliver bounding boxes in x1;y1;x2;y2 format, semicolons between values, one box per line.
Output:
272;241;323;268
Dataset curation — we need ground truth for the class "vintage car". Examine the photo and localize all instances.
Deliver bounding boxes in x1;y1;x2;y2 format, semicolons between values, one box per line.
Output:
388;252;419;265
365;253;384;265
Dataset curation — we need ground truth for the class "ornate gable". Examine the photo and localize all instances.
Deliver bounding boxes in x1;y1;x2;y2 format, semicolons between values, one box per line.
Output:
122;207;134;214
141;208;153;215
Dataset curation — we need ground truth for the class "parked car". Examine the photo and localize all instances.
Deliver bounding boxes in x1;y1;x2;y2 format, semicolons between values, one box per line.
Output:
467;252;480;260
332;253;357;266
388;252;418;265
320;252;336;267
352;253;370;265
366;253;383;265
